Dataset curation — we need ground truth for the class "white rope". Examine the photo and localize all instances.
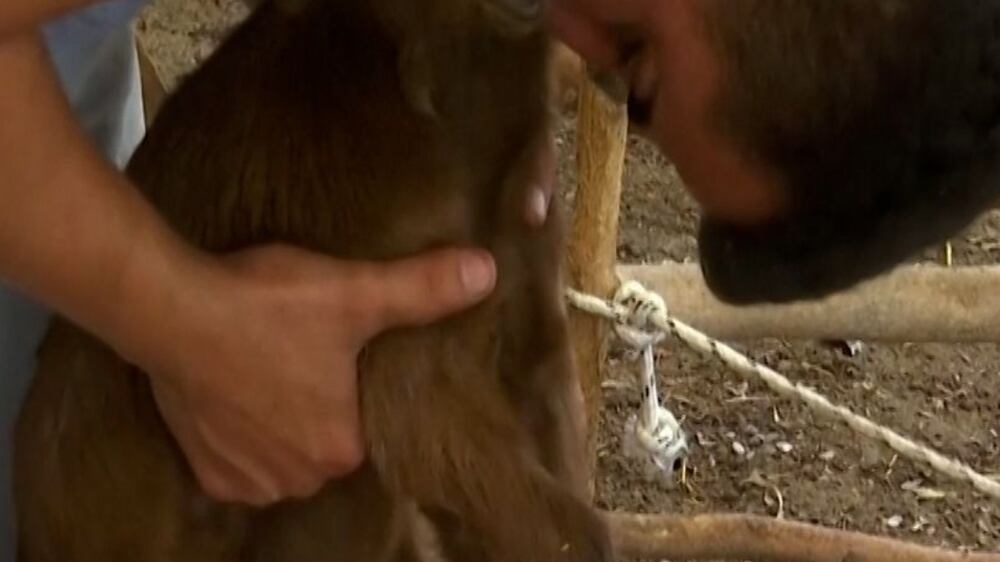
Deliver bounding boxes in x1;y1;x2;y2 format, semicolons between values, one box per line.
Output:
611;283;688;486
566;281;1000;503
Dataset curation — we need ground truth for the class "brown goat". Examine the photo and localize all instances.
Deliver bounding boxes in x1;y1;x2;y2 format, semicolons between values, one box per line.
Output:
13;0;613;561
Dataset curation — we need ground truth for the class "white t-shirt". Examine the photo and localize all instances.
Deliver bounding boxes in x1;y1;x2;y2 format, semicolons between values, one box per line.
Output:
42;0;149;166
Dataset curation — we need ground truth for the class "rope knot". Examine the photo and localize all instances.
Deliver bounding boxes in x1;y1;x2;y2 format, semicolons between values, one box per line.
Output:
611;281;688;486
624;404;689;486
613;280;669;345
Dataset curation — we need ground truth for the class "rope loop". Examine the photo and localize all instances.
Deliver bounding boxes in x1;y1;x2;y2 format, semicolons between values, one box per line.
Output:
611;281;689;486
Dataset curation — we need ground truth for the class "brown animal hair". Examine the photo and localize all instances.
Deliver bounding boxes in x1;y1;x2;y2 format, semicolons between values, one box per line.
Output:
13;1;612;561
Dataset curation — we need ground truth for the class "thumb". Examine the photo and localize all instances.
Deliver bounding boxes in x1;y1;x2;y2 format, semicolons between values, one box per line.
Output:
348;247;497;340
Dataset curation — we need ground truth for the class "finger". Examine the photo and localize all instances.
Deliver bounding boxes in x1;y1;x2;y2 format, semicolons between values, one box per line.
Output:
198;416;312;506
184;432;268;505
285;364;366;481
526;132;557;227
349;248;497;339
223;412;335;499
154;387;270;504
316;395;367;479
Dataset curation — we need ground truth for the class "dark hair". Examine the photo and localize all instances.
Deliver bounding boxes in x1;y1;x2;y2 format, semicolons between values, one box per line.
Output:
694;0;1000;304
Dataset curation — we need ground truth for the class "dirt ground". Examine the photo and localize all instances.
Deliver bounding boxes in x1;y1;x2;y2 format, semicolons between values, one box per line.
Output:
135;0;1000;555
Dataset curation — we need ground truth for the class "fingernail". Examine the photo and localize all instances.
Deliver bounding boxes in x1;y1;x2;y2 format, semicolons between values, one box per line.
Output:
460;252;496;297
527;187;550;226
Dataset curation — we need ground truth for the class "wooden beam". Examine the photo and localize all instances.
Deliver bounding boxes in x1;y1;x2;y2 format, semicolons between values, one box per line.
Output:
617;262;1000;343
607;511;1000;562
135;35;167;127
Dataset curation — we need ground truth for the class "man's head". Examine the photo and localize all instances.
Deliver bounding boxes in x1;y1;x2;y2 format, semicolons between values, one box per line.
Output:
552;0;1000;304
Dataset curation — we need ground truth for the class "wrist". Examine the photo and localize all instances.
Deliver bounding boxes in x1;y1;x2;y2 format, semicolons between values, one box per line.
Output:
95;205;216;377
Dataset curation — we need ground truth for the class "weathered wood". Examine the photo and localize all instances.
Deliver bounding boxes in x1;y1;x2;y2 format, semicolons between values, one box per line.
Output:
135;35;166;127
549;41;583;114
606;511;1000;562
566;76;628;494
618;261;1000;343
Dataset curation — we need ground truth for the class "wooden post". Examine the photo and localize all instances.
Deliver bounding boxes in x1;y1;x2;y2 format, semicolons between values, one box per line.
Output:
566;75;628;494
135;35;167;127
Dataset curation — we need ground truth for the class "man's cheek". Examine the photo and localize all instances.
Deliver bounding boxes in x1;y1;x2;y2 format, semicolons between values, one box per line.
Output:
645;97;787;227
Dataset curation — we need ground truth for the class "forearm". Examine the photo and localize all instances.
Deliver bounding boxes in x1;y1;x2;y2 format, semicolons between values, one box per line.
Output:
0;31;201;357
0;0;102;41
0;0;109;39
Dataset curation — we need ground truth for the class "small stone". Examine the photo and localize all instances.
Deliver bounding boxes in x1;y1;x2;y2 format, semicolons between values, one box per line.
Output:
844;340;866;357
919;489;947;501
732;441;747;456
820;450;836;461
777;442;794;454
901;480;947;501
886;515;904;529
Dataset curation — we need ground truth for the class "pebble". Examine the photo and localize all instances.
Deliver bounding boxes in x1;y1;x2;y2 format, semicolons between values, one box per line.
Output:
732;441;747;456
844;340;866;357
777;442;794;454
886;515;904;529
819;450;836;461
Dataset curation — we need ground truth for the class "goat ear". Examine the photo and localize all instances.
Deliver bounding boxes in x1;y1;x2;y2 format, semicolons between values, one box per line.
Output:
480;0;545;35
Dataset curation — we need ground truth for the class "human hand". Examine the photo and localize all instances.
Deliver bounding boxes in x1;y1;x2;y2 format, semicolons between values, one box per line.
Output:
123;244;496;506
526;127;558;227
